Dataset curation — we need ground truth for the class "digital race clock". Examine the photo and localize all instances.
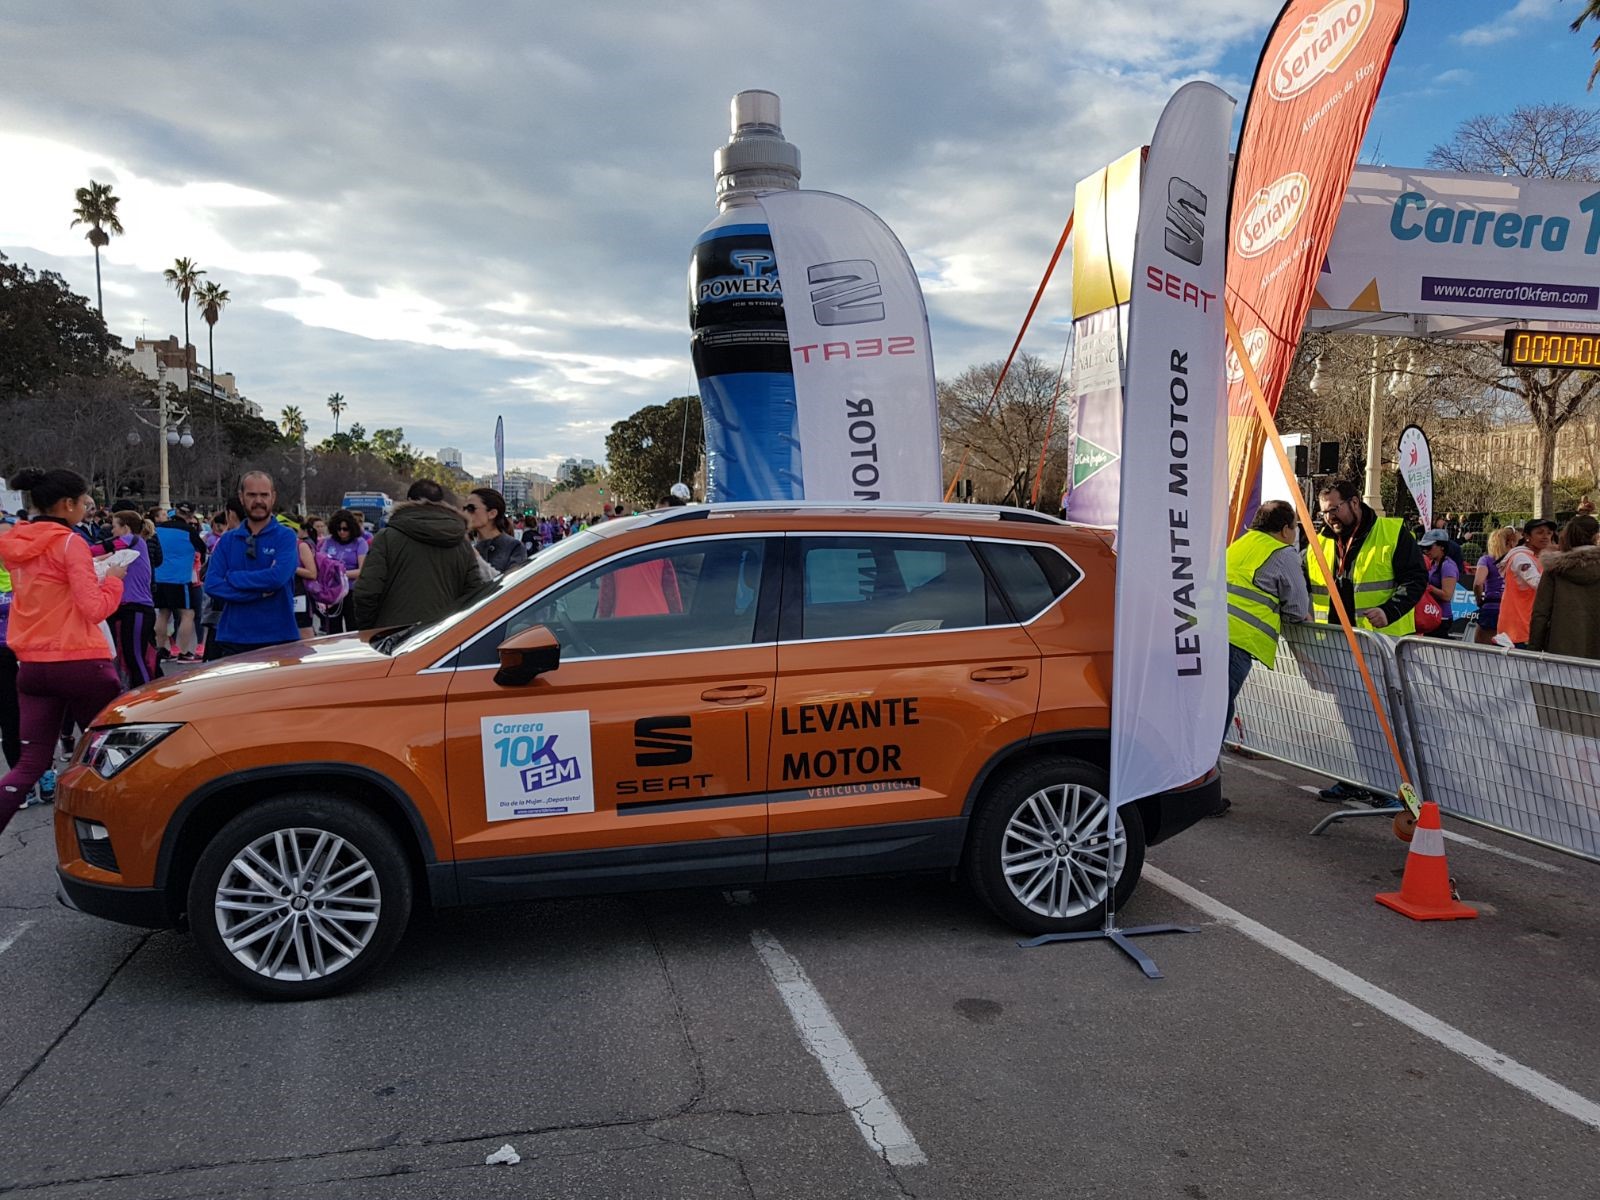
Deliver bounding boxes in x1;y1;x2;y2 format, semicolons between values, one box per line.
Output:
1502;329;1600;370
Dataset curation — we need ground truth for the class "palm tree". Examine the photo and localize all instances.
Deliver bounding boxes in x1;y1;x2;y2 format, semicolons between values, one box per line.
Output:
281;405;311;515
280;405;308;443
162;258;205;371
1575;1;1600;88
194;281;231;396
327;392;347;436
69;180;124;318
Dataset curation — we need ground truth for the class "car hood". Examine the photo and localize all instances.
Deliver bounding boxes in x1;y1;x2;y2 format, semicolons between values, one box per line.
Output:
100;635;396;725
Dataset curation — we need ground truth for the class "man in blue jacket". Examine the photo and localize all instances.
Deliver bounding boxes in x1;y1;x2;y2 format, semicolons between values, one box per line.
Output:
203;471;300;657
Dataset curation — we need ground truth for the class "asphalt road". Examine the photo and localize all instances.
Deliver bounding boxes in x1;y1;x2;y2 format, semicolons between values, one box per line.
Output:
1;754;1597;1199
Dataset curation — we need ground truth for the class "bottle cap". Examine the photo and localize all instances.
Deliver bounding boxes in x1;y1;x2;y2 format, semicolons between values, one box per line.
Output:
715;90;801;203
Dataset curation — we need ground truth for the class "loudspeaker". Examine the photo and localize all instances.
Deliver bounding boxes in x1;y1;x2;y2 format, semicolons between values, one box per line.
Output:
1317;441;1340;475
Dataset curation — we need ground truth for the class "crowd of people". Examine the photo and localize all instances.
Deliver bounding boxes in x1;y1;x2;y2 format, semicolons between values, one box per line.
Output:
0;463;659;833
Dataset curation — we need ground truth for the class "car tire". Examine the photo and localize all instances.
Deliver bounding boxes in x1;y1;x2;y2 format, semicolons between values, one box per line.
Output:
187;795;413;1000
965;757;1145;935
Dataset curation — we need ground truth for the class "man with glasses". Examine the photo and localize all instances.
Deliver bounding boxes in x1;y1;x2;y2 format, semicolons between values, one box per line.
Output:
1307;480;1426;805
1308;481;1426;635
202;472;300;658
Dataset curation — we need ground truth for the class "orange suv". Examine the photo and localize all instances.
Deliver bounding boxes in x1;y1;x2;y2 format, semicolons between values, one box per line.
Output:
55;503;1219;998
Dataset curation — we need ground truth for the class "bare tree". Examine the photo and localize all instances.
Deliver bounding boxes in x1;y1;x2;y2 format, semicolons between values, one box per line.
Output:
1426;103;1600;180
940;352;1070;507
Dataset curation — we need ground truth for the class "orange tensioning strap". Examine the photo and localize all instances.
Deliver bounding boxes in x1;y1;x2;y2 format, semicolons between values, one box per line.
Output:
1224;308;1414;789
944;209;1074;503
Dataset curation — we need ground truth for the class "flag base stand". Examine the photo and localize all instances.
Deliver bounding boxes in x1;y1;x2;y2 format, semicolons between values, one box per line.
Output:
1019;921;1199;980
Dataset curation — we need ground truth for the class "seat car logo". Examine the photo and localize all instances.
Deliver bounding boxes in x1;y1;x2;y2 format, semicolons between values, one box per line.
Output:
1226;326;1270;384
809;259;885;326
1269;0;1374;101
1234;173;1310;259
634;716;693;767
1163;176;1207;267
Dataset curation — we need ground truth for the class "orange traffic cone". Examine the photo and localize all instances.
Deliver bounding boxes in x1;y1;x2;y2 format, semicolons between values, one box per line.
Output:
1375;801;1478;921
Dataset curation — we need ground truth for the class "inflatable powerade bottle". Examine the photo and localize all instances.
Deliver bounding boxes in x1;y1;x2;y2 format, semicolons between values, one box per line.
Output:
690;90;802;501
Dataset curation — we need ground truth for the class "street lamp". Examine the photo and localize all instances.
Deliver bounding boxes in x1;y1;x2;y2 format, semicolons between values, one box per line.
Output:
129;361;193;510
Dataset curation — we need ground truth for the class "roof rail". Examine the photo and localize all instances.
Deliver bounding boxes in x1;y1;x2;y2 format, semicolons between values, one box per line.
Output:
648;500;1064;527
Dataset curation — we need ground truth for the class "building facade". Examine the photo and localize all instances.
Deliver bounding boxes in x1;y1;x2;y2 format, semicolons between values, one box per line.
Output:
120;336;261;418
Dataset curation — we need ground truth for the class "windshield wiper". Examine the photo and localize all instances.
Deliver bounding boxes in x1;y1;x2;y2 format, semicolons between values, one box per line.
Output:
372;624;420;655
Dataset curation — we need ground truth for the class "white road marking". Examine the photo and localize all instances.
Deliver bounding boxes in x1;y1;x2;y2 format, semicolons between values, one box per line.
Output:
1225;759;1285;782
1335;802;1565;874
749;929;926;1167
1143;866;1600;1132
1298;785;1326;797
0;920;35;957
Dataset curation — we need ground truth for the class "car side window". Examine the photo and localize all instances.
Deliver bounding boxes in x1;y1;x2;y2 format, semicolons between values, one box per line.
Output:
977;541;1081;622
457;538;768;666
797;536;999;640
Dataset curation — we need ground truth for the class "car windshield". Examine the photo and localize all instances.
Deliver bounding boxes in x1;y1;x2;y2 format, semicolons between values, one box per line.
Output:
379;529;604;656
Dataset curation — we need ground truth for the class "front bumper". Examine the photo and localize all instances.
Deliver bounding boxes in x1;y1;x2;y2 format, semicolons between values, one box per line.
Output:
1146;769;1223;846
56;869;173;929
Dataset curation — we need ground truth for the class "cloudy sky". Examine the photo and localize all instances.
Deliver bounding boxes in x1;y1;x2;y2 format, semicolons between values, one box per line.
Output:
3;0;1595;476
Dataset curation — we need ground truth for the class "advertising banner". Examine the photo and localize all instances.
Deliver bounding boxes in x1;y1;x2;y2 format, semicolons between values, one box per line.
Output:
1064;307;1126;525
494;415;505;495
1066;149;1141;526
755;189;941;503
1315;167;1600;328
1111;81;1235;809
1397;424;1432;529
1224;0;1408;533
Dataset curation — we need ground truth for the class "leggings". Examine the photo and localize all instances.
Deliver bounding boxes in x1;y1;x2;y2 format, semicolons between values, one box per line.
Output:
0;645;19;768
112;603;158;687
0;660;122;836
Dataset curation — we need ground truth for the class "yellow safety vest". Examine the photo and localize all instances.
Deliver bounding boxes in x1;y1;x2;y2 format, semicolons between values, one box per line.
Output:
1227;530;1286;669
1306;516;1415;637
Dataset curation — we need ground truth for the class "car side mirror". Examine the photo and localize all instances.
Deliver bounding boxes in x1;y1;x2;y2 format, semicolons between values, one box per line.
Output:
494;624;561;687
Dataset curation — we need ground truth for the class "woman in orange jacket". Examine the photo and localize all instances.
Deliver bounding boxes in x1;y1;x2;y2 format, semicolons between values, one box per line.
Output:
0;468;127;833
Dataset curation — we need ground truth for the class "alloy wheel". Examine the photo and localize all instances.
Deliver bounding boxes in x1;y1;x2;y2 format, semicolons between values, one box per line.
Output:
1000;783;1127;919
213;827;382;982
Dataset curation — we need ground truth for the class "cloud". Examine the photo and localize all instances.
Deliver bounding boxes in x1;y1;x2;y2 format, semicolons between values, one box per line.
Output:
0;0;1273;471
1456;0;1556;47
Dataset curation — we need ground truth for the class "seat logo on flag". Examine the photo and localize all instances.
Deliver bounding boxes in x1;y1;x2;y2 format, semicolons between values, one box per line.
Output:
808;259;886;326
1164;177;1208;266
1236;172;1312;258
1269;0;1376;101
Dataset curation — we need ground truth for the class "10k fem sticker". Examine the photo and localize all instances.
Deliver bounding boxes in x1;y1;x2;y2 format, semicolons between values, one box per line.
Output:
481;710;595;822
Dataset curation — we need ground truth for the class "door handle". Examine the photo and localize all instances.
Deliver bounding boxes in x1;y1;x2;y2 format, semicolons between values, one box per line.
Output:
970;665;1029;683
701;684;769;703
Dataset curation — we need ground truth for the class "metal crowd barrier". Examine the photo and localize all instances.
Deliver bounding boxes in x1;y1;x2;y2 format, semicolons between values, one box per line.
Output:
1395;640;1600;865
1227;622;1600;865
1228;622;1411;797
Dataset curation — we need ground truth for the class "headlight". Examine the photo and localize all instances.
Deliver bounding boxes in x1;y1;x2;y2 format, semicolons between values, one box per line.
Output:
80;724;181;779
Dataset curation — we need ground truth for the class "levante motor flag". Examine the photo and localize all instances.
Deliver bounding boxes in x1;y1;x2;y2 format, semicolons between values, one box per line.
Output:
757;190;941;503
1110;81;1235;810
1224;0;1408;533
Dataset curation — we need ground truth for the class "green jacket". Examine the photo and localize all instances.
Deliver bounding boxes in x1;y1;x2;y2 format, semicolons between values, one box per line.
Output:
351;502;485;630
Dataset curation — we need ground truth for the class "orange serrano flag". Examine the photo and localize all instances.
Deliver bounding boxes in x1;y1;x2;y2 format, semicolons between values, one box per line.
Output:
1224;0;1407;534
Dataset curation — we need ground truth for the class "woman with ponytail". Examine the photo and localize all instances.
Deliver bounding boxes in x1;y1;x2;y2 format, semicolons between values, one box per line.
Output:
0;468;126;833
